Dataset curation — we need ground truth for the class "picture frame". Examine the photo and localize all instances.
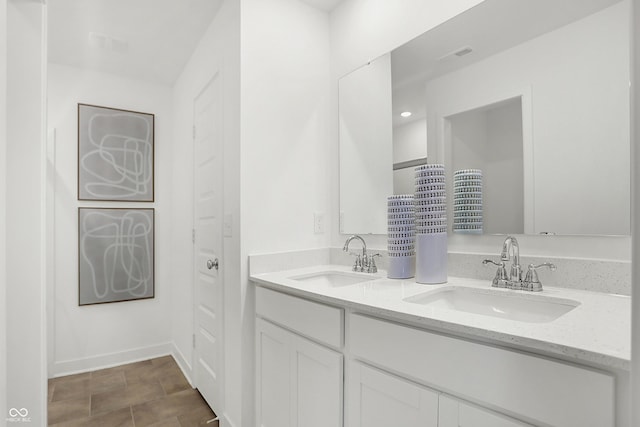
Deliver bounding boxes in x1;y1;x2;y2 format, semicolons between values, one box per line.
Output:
78;207;155;305
78;103;154;202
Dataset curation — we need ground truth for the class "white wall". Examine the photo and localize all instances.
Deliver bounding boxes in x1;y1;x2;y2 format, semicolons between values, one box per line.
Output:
330;0;485;78
485;102;524;234
393;118;427;164
393;118;427;194
6;0;46;423
631;0;639;423
47;64;173;376
448;101;524;234
170;1;241;425
427;2;630;236
240;0;331;425
0;0;7;419
339;54;393;234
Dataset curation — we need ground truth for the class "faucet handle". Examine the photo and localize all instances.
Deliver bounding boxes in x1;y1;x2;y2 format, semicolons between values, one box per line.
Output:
348;252;363;272
523;263;556;292
482;259;509;288
367;254;381;273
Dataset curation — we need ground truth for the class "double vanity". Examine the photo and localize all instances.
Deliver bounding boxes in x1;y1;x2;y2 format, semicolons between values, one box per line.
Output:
250;0;633;425
250;246;630;427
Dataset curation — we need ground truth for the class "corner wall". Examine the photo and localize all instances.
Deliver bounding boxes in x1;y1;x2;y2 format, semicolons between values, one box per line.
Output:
6;0;46;422
630;0;639;423
0;0;7;419
47;64;174;376
240;0;331;425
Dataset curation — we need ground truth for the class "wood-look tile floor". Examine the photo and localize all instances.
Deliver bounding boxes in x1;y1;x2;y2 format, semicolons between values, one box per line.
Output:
48;356;218;426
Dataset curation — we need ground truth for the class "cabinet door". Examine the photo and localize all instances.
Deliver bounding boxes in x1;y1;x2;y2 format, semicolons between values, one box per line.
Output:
439;395;531;427
256;319;292;427
257;318;343;427
292;335;343;427
347;361;438;427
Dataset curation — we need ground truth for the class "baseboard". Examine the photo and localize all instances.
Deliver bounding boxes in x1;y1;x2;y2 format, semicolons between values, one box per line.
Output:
220;413;236;427
51;342;173;378
171;341;194;386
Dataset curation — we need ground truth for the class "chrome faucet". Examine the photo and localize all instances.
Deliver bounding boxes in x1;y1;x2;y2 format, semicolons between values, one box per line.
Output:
501;235;523;288
522;262;556;292
343;235;379;273
483;236;556;291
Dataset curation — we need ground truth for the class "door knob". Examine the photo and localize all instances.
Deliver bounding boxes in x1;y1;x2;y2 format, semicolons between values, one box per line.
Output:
207;258;219;270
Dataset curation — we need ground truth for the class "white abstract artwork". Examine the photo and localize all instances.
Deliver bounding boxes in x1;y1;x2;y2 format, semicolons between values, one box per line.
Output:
79;208;154;305
78;104;154;201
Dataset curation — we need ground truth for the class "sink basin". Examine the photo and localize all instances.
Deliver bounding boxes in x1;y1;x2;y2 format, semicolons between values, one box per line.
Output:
403;286;580;323
290;271;374;288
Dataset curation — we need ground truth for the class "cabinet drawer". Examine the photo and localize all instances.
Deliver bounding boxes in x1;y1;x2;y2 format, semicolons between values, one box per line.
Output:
349;313;614;427
256;286;343;348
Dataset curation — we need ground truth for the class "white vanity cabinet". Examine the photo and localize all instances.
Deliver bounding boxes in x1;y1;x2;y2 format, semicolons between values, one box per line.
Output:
255;287;344;427
254;283;619;427
347;362;528;427
439;395;531;427
348;313;615;427
347;361;439;427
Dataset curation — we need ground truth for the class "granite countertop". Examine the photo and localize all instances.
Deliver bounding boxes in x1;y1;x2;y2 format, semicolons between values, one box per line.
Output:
251;264;631;370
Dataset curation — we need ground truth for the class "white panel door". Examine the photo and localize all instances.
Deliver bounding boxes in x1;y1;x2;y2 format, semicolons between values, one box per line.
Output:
193;71;224;414
292;333;343;427
256;319;292;427
347;361;438;427
439;395;532;427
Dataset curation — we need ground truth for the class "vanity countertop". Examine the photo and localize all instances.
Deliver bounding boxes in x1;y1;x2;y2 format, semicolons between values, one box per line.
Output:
251;264;630;370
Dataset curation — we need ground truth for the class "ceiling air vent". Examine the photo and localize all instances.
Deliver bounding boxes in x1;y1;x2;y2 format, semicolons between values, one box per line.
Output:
454;46;473;57
437;46;473;62
88;32;129;54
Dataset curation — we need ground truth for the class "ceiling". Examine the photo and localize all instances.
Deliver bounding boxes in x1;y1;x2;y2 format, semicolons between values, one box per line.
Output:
298;0;345;12
48;0;224;85
48;0;345;86
389;0;622;127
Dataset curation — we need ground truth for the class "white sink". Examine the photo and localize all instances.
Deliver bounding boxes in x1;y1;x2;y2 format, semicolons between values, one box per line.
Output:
403;286;580;323
290;271;375;288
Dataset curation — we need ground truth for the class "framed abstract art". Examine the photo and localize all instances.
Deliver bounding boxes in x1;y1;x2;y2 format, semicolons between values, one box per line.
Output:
78;207;154;305
78;103;154;202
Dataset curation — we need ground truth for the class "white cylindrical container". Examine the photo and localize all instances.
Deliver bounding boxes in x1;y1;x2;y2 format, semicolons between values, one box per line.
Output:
415;233;448;284
388;255;415;279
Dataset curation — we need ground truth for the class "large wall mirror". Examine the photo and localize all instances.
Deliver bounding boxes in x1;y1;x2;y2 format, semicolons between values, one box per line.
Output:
338;0;630;236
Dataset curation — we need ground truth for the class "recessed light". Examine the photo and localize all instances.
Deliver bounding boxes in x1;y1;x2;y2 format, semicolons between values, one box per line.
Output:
401;111;412;118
